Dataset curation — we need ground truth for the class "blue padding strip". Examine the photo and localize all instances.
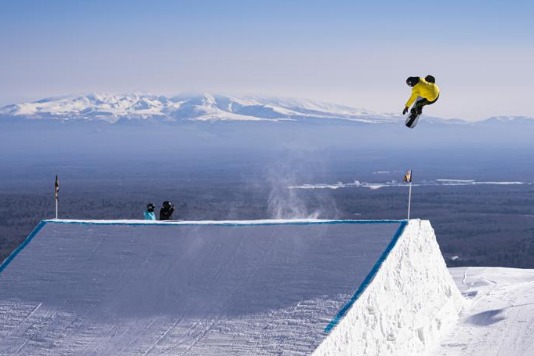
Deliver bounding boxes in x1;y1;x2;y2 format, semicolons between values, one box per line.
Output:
43;219;405;228
0;220;48;274
324;220;408;333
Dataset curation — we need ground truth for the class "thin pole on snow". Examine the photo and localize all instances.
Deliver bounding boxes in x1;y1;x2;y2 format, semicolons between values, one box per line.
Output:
403;170;413;220
407;181;412;220
54;175;59;219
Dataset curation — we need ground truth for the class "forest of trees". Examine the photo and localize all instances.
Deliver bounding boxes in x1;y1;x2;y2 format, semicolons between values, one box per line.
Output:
1;181;534;268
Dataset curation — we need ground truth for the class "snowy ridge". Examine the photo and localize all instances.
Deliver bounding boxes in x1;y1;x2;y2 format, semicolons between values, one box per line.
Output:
290;178;528;191
482;116;534;123
0;93;397;123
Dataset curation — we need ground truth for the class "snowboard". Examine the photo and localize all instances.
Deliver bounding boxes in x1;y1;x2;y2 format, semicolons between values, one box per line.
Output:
405;97;424;129
405;110;420;129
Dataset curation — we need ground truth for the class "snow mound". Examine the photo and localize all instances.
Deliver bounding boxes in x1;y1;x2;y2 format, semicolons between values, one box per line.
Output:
0;219;462;355
314;219;464;356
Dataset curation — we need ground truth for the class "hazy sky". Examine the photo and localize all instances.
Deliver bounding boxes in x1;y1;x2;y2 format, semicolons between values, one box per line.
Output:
1;0;533;120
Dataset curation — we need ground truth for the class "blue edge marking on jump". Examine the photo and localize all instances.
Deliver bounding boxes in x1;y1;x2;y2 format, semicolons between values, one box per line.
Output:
0;220;47;274
324;220;408;333
0;218;408;334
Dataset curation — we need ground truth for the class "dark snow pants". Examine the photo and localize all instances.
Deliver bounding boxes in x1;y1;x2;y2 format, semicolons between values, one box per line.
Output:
412;94;440;114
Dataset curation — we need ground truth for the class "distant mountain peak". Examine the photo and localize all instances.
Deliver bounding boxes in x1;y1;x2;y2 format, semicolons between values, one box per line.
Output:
0;93;398;124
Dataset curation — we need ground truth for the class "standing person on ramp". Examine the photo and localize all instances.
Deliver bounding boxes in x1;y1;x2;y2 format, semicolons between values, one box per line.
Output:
160;201;175;220
144;203;156;220
403;75;440;128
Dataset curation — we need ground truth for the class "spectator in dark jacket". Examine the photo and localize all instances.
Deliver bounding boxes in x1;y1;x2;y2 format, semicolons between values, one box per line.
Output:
160;201;175;220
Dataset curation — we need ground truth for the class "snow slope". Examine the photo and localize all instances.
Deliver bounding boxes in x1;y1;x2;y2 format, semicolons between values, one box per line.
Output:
0;93;397;123
313;219;464;355
0;219;462;355
432;267;534;356
0;219;401;355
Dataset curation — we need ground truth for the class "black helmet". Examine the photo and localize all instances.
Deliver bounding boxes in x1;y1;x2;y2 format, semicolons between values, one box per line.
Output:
406;76;419;87
163;201;172;209
146;203;155;212
424;75;435;83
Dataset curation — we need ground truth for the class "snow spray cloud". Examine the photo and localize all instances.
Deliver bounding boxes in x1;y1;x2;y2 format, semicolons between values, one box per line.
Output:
266;159;333;220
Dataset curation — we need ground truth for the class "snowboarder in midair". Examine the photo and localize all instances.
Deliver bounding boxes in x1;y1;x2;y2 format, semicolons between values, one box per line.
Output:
403;75;440;128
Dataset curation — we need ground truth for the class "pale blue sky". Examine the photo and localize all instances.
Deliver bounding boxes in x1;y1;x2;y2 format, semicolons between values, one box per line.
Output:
1;0;533;120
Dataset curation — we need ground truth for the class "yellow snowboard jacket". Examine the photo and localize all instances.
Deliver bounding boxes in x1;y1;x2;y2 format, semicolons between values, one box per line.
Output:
405;78;440;108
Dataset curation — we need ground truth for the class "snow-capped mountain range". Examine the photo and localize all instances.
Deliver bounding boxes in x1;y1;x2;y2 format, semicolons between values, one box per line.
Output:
0;93;398;124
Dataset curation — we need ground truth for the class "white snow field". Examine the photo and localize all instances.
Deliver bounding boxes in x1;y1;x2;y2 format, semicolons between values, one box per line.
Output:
0;219;462;355
432;267;534;356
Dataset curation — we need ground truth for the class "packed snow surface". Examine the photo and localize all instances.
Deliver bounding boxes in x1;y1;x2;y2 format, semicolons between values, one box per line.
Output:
432;267;534;356
0;220;403;355
313;219;463;355
0;219;468;355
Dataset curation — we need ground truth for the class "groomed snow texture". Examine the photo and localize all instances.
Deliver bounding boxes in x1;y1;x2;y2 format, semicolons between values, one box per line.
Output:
313;219;464;356
0;220;403;355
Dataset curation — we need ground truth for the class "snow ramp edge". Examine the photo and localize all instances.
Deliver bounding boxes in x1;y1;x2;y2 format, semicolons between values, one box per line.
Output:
313;219;464;356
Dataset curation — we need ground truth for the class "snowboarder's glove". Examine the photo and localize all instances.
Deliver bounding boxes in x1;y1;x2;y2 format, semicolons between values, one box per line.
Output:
402;107;409;115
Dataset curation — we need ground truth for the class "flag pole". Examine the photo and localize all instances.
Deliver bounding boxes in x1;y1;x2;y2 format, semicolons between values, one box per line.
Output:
403;169;413;220
407;181;412;220
54;175;59;220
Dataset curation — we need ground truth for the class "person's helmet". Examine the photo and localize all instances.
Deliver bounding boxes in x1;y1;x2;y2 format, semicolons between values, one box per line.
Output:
146;203;155;212
163;201;172;209
406;76;420;87
424;75;435;83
